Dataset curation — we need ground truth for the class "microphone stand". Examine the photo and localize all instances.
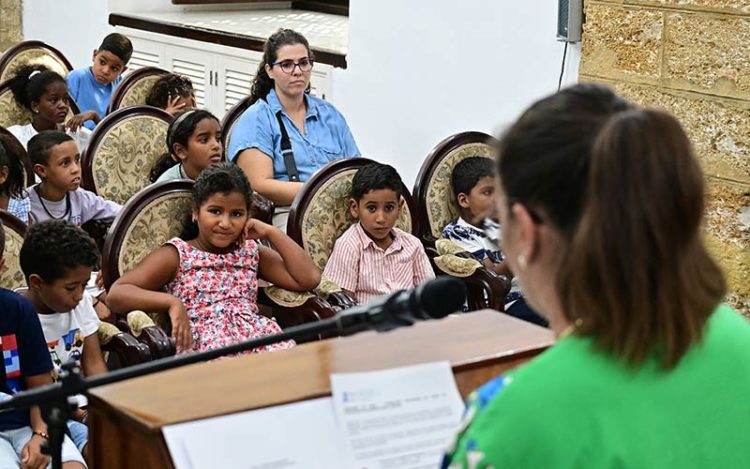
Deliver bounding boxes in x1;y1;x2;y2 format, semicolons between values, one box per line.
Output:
0;296;419;469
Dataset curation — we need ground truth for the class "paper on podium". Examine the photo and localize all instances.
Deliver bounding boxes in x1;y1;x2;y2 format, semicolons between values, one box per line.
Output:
330;361;464;468
162;361;463;468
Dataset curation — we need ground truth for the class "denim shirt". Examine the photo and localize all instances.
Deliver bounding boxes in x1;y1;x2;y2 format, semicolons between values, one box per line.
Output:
228;89;360;182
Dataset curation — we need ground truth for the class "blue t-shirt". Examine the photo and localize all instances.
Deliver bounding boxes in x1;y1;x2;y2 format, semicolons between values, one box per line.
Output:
228;89;360;182
67;67;122;130
0;289;53;431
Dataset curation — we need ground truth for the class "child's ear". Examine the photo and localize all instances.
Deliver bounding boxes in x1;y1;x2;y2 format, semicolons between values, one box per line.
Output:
457;193;470;209
28;274;44;291
0;165;9;185
349;198;359;219
33;163;47;180
92;49;98;61
173;143;189;162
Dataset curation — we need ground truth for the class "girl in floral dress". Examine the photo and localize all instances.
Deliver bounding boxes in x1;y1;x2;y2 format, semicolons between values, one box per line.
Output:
108;163;321;352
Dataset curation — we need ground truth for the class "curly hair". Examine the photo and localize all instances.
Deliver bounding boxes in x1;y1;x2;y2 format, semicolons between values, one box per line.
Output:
351;163;404;201
145;74;195;110
8;65;67;111
180;162;253;240
0;136;26;200
149;109;220;182
20;220;99;283
248;28;314;106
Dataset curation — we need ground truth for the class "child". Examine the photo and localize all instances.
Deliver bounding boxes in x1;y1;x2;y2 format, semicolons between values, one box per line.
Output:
323;163;435;304
0;221;86;468
145;74;197;116
149;109;223;183
20;220;107;460
442;156;546;326
0;136;30;224
27;131;121;226
66;33;133;131
108;163;321;353
7;65;91;150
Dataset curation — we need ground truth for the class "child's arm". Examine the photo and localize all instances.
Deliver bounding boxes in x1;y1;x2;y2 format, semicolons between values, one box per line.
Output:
79;190;121;223
81;333;107;377
481;258;514;278
22;373;55;469
107;245;193;350
67;111;101;132
322;230;360;300
245;219;321;291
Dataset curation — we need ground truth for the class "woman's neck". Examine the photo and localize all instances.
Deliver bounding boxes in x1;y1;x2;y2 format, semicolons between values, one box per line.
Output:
38;181;67;202
276;88;306;115
32;117;58;133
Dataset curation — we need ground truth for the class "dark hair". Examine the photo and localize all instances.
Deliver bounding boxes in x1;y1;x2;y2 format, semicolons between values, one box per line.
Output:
146;74;195;109
98;33;133;65
248;28;314;106
8;65;67;111
0;219;5;260
0;138;26;200
27;131;74;166
180;162;253;239
149;109;220;182
498;83;725;368
20;220;99;283
451;156;494;200
351;163;404;201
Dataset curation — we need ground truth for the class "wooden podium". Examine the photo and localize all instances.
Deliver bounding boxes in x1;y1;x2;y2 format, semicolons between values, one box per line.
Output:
87;311;555;468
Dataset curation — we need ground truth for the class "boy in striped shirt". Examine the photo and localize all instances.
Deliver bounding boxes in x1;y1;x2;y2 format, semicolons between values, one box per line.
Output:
323;163;434;304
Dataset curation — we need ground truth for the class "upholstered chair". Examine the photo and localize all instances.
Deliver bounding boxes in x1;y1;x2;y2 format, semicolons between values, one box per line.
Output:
1;212;153;368
220;96;251;159
413;131;510;311
107;66;170;114
81;105;172;205
286;157;416;309
101;180;337;339
0;40;72;83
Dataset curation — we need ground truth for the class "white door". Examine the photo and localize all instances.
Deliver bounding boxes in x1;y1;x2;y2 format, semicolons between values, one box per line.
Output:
166;44;213;112
217;56;257;117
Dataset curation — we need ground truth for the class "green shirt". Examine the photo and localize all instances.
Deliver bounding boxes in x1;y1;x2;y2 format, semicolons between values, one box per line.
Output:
444;305;750;468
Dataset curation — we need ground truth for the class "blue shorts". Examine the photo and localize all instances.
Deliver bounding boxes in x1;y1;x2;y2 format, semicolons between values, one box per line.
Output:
66;420;88;454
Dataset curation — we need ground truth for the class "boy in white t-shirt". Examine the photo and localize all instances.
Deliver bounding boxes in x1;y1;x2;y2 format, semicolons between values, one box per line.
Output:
20;220;108;462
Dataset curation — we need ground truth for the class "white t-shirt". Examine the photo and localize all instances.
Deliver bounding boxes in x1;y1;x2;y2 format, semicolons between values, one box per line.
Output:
37;292;100;406
7;123;91;151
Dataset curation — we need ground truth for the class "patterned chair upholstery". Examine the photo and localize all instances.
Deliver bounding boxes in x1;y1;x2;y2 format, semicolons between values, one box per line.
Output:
287;158;414;307
0;80;80;135
221;96;251;159
107;67;170;114
82;105;172;205
0;210;27;291
0;41;72;84
413;131;510;311
101;180;337;336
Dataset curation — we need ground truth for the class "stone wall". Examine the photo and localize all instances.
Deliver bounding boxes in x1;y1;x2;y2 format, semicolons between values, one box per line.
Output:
0;0;22;51
580;0;750;317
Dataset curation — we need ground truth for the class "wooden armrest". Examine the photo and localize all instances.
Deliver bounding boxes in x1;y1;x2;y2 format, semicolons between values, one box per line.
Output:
99;324;153;369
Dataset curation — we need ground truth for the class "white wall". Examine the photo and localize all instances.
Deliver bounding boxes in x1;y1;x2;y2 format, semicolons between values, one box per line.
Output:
23;0;113;69
334;0;581;186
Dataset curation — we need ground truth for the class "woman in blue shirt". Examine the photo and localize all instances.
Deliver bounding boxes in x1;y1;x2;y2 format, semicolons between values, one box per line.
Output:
228;29;360;230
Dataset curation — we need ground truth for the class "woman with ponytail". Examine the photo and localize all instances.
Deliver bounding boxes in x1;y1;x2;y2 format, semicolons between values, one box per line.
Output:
443;84;750;468
227;28;359;230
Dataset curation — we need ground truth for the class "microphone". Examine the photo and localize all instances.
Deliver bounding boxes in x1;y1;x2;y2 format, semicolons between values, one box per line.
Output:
334;277;467;333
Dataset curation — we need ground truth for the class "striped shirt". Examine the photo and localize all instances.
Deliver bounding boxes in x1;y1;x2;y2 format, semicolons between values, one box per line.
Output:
323;222;435;304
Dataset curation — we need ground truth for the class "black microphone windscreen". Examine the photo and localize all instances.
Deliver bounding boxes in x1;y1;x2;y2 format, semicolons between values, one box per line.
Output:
417;277;467;319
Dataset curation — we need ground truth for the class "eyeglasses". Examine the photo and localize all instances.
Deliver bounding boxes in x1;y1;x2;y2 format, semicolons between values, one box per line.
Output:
272;58;313;74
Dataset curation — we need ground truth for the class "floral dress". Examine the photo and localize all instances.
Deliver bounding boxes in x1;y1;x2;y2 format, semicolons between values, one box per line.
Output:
165;237;294;353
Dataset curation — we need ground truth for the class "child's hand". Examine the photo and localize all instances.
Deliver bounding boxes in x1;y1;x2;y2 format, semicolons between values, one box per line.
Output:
164;94;187;115
168;299;193;352
21;434;48;469
241;218;277;243
66;111;98;132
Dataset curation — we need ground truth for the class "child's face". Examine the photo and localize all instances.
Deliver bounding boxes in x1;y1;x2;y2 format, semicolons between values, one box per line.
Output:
175;118;223;177
31;81;69;125
91;49;126;85
458;176;496;223
35;141;81;192
193;191;249;252
30;264;92;313
350;189;403;248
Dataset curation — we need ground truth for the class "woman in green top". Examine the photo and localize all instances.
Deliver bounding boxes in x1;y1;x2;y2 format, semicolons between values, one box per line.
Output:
443;84;750;468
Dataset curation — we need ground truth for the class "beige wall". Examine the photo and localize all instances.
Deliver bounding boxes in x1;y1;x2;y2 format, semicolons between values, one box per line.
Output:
0;0;22;51
579;0;750;317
